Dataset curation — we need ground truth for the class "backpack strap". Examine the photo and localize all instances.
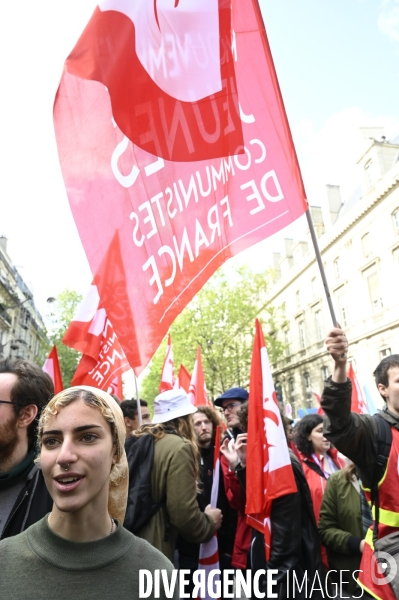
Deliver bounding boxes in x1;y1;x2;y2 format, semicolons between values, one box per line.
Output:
303;459;326;480
371;414;392;545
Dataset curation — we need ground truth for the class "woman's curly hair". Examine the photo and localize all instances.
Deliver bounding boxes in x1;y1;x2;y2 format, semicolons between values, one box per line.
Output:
294;413;324;457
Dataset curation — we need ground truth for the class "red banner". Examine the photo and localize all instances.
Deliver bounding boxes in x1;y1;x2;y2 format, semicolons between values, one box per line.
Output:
54;0;307;373
246;319;297;559
63;285;130;390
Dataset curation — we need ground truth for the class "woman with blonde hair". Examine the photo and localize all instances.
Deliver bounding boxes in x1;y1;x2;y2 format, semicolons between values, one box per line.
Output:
0;386;176;600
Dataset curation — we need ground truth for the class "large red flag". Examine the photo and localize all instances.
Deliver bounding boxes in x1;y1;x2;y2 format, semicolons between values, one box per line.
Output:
198;425;221;599
348;363;368;414
54;0;308;374
188;346;210;406
174;364;191;394
159;334;175;392
43;345;64;395
246;319;297;559
63;285;130;390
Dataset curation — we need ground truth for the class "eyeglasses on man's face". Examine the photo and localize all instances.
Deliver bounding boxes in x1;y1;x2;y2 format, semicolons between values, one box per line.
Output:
0;400;23;406
222;402;241;413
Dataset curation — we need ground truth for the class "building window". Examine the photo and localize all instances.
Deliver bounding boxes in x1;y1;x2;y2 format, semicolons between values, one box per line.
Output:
275;382;283;404
304;372;311;390
367;271;383;312
311;277;317;296
315;310;323;340
299;320;306;349
361;233;371;258
347;357;357;371
284;329;291;356
295;290;301;309
365;160;375;188
321;366;329;381
333;257;340;279
336;289;350;328
380;347;391;360
393;209;399;235
289;378;295;394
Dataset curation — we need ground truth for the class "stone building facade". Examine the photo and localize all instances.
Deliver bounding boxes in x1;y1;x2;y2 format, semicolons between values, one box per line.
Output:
268;135;399;417
0;236;47;362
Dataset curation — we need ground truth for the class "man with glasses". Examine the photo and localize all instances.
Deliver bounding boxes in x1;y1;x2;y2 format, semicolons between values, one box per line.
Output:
0;358;53;539
214;387;252;573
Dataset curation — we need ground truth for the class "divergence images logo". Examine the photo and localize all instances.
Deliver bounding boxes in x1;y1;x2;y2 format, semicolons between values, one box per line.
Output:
372;551;398;586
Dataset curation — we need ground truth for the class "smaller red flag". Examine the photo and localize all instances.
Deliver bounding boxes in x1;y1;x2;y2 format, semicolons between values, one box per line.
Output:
63;284;130;390
348;363;368;414
174;364;191;394
159;334;175;392
246;319;297;560
188;346;210;406
43;345;63;395
312;389;324;416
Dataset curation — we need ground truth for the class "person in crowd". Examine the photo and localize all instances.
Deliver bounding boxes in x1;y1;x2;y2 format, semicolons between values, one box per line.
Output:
318;462;370;597
0;358;53;539
286;416;301;459
120;398;151;436
321;327;399;599
0;386;177;599
215;387;252;571
177;405;237;593
222;402;325;599
132;389;222;562
295;413;344;523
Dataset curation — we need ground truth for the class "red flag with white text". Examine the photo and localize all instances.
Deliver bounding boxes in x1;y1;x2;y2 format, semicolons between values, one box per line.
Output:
43;345;64;395
348;363;368;414
198;425;221;599
174;364;191;393
160;334;175;392
246;319;297;559
54;0;308;374
63;285;130;390
188;346;210;406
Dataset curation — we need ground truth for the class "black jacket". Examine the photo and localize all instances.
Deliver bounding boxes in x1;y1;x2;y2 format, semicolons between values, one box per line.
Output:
0;465;53;540
236;452;325;599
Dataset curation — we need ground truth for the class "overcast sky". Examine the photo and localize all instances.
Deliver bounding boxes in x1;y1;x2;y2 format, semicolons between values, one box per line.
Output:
1;0;398;317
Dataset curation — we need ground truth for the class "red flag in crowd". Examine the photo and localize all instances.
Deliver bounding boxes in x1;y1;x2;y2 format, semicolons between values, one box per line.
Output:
312;389;324;416
246;319;297;559
43;345;64;395
188;346;209;406
174;364;191;394
348;363;368;414
198;425;221;599
63;285;130;390
159;334;175;392
54;0;308;374
107;374;123;400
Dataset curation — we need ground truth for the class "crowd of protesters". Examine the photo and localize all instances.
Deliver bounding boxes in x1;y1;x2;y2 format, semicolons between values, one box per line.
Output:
1;326;398;599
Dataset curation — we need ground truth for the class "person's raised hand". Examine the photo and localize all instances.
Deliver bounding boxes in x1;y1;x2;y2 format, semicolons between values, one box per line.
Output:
220;437;239;469
235;433;247;468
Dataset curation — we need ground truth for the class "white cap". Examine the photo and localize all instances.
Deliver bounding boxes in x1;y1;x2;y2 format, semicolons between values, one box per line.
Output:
152;389;197;424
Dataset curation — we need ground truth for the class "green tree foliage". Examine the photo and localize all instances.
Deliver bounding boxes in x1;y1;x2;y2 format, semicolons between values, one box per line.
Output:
45;290;83;388
140;265;287;406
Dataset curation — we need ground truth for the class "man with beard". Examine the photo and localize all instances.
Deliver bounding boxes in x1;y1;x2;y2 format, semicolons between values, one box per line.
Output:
215;388;253;573
177;406;237;596
0;358;54;539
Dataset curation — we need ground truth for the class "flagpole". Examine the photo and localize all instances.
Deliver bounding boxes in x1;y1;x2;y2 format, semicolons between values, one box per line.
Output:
305;209;339;327
133;372;142;425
